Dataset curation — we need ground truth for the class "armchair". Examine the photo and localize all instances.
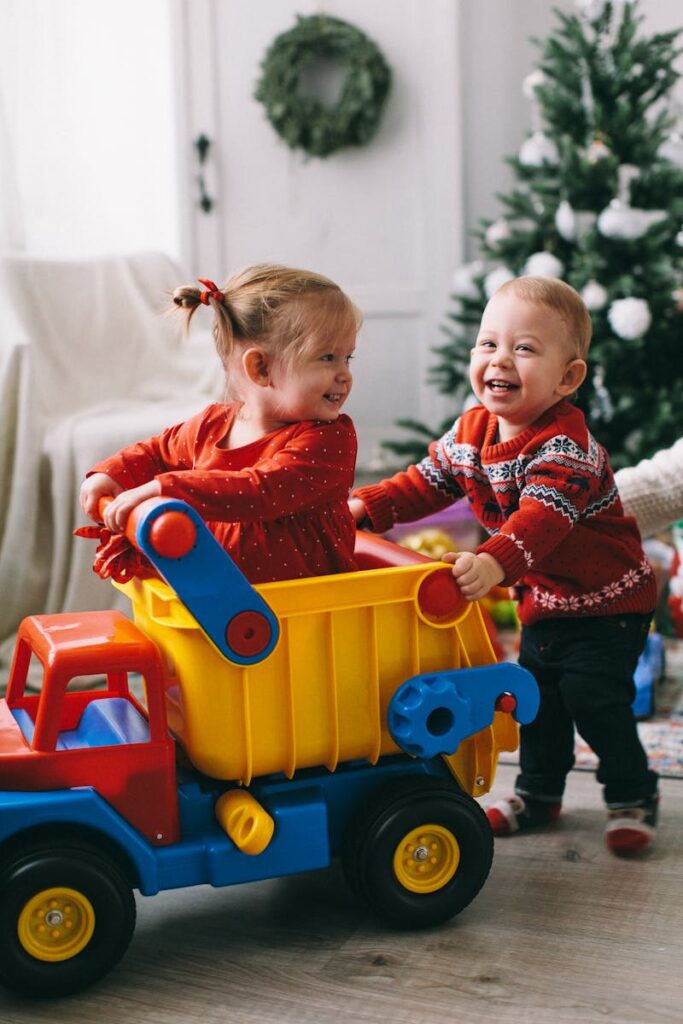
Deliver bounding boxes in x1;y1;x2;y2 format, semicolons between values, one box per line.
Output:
0;251;221;673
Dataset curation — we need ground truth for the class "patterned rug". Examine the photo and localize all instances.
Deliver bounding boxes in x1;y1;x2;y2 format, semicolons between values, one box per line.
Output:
499;636;683;780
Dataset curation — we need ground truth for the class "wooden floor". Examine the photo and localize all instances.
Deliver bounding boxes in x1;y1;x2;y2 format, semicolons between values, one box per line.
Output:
1;764;681;1024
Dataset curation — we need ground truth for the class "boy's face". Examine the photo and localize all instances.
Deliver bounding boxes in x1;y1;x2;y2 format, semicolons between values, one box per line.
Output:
469;290;586;440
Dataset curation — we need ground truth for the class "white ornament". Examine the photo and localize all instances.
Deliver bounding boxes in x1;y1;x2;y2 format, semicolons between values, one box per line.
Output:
523;251;564;278
519;132;559;167
451;260;486;300
575;0;607;19
484;266;516;298
607;297;652;340
485;218;512;248
676;230;683;247
597;164;666;238
597;202;667;240
581;280;608;311
555;200;577;241
555;204;596;243
522;69;547;100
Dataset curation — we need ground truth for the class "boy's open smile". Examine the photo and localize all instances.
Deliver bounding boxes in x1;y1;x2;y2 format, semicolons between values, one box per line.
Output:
484;378;519;393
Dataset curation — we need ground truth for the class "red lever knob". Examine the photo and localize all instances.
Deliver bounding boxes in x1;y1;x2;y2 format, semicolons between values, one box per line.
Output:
148;511;197;558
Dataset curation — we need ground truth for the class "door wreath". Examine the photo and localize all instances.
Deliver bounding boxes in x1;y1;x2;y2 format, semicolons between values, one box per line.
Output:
254;14;392;159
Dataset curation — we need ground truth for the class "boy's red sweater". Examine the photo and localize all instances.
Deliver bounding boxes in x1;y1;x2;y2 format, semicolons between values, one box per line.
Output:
354;400;656;625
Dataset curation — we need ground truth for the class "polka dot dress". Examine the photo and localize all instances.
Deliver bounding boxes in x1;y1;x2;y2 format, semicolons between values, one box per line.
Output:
89;404;358;583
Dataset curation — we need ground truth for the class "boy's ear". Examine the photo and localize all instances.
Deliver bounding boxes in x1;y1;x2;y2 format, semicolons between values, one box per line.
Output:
557;358;587;396
242;346;271;387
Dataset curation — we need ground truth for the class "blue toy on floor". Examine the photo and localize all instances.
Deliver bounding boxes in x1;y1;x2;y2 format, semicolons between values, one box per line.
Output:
632;632;666;719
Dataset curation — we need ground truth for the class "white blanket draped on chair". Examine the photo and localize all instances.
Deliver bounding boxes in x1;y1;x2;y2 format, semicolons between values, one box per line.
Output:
0;251;221;672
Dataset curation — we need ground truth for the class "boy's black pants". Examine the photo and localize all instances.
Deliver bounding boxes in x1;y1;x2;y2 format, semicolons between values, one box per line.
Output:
515;613;658;808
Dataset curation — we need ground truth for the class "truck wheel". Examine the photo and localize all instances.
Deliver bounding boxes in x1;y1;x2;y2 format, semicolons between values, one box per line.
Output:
0;841;136;998
344;777;493;928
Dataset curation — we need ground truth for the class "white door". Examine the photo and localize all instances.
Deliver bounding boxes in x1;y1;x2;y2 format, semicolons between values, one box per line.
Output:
173;0;463;467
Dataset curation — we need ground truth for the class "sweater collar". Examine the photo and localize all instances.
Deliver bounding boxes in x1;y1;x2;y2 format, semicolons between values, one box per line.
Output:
482;399;571;459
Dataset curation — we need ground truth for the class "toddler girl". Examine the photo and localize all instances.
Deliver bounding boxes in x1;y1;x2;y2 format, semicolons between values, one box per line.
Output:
79;263;361;584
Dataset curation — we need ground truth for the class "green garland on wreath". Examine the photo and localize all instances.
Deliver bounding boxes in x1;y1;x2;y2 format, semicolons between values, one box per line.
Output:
254;15;392;159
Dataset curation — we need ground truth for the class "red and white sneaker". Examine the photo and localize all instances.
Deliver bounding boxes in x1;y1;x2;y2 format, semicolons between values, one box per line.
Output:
486;794;562;836
605;795;659;856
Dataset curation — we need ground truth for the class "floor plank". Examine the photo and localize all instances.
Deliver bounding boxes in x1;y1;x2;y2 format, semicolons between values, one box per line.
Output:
1;765;680;1023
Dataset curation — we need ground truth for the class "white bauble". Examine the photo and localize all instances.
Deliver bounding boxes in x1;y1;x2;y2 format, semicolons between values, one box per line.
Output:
555;200;577;241
519;132;559;167
523;251;564;278
607;297;652;339
581;280;608;311
451;260;486;300
484;266;516;298
522;69;547;99
485;218;512;248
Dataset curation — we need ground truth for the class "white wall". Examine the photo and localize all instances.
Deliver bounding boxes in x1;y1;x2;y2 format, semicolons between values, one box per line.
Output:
0;0;181;258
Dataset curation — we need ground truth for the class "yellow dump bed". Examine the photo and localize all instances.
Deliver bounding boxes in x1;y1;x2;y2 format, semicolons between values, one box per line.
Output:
121;554;517;794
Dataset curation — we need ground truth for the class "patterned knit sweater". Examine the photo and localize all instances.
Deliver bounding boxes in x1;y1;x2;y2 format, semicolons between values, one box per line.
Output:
354;400;656;625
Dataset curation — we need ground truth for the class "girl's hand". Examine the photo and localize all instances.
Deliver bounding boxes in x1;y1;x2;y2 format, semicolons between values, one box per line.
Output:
348;497;368;524
102;480;162;533
80;473;122;521
442;550;504;601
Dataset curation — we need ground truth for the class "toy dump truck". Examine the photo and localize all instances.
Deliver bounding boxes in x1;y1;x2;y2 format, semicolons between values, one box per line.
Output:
0;498;538;998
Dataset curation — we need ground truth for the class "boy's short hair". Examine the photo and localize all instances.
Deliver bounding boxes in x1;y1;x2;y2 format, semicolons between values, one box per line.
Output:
497;276;592;359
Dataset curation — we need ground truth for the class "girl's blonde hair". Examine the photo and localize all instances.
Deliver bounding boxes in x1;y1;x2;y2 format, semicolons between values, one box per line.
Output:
173;263;361;368
497;275;593;358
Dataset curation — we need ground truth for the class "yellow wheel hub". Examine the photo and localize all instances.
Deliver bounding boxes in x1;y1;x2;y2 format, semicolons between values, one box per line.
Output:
17;887;95;962
393;823;460;893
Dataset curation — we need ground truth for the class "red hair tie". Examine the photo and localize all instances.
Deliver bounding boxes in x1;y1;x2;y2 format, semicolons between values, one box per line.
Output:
197;278;224;305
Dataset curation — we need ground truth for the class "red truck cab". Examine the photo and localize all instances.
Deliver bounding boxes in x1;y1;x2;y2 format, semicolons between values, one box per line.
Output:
3;610;179;844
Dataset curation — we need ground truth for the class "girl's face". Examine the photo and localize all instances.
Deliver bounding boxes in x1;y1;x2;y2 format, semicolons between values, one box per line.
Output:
469;290;586;442
265;332;356;425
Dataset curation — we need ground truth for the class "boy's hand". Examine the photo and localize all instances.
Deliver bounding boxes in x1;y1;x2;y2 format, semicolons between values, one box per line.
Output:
102;480;162;533
442;550;504;601
79;473;122;521
348;497;368;524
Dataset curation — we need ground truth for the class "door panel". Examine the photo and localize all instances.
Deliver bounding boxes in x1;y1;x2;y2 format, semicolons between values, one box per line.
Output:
175;0;463;466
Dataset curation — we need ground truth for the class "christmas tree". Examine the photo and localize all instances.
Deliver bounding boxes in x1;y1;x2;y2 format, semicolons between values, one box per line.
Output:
386;0;683;469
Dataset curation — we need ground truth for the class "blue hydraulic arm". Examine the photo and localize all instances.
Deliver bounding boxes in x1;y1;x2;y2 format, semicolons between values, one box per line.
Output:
127;498;279;666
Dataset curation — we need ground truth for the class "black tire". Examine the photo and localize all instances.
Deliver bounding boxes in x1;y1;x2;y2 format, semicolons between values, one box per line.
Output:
343;776;493;929
0;840;136;998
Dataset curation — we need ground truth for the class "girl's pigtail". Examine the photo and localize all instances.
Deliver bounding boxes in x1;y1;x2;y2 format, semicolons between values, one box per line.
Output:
172;280;236;362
